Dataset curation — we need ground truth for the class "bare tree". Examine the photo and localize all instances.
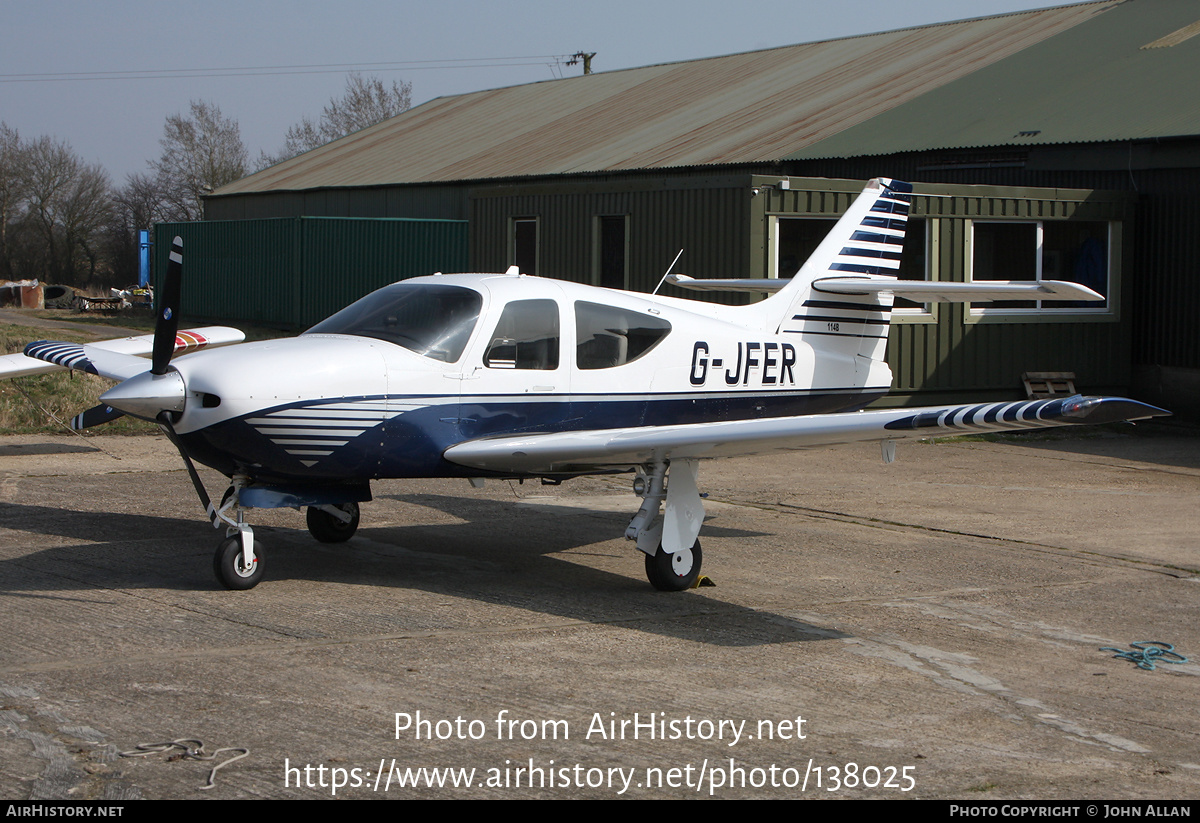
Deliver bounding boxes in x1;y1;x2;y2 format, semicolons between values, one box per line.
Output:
152;100;247;221
321;72;413;138
0;122;27;279
104;172;173;284
116;172;173;229
259;73;412;168
20;136;112;286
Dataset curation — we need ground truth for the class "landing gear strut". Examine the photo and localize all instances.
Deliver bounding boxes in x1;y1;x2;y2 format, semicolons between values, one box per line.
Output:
626;458;705;590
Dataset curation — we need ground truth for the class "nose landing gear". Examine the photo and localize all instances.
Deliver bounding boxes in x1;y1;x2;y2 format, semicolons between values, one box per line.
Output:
207;478;369;590
211;480;262;591
214;528;263;591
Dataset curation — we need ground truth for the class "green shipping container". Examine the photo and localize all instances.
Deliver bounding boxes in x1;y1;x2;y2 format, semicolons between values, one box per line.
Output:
154;217;468;329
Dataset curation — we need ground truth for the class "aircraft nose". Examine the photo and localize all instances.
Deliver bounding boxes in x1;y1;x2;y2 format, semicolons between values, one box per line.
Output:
167;335;395;437
99;369;186;419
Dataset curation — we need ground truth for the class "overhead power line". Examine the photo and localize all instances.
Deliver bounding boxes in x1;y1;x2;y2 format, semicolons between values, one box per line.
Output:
0;56;577;83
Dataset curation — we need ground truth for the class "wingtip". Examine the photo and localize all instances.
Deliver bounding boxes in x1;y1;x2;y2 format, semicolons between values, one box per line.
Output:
1061;396;1171;424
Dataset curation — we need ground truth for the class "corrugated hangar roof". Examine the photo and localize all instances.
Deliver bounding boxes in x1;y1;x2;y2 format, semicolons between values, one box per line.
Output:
216;0;1200;196
791;0;1200;159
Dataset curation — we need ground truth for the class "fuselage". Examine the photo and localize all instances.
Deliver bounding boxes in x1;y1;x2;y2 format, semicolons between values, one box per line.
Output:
171;273;892;484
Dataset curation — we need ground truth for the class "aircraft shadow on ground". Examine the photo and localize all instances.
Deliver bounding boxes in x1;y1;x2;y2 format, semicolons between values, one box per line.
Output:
0;442;99;457
0;500;846;648
967;425;1200;472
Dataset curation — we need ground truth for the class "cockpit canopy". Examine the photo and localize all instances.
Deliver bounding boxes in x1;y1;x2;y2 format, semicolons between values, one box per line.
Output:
306;282;482;362
306;279;674;369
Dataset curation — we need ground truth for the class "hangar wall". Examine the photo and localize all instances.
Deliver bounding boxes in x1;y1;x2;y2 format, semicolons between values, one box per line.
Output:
468;174;755;304
468;174;1133;404
154;216;467;329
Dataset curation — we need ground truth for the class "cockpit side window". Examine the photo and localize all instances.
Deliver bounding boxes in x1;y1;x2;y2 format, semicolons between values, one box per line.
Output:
305;283;481;362
575;301;671;369
483;299;559;370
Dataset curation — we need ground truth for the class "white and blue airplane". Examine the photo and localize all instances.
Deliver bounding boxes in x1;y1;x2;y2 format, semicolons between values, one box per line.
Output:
1;178;1167;591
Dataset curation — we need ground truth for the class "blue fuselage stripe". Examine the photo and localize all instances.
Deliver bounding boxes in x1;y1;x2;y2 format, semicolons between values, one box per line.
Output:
179;389;885;483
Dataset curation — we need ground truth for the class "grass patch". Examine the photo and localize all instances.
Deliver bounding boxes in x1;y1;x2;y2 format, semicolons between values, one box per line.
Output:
0;372;159;435
0;324;157;435
25;308;157;332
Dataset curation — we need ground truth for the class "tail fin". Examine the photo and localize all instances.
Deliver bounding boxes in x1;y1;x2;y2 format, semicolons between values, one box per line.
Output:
768;177;911;363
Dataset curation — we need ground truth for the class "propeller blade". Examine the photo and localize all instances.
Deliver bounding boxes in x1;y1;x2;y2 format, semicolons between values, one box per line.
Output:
151;236;184;375
71;403;125;431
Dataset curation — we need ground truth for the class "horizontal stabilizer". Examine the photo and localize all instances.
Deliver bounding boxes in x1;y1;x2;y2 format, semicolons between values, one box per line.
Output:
1;326;244;380
813;277;1104;302
22;340;146;382
444;395;1168;474
666;275;1105;303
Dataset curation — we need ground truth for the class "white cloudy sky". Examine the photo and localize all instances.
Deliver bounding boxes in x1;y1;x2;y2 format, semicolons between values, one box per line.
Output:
2;0;1063;181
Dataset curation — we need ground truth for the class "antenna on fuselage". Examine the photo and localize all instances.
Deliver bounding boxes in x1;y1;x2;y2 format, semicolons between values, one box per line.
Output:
651;249;684;295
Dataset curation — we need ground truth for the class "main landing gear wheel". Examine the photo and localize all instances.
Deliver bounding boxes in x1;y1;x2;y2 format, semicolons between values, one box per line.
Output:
644;539;702;592
214;535;263;591
306;502;360;543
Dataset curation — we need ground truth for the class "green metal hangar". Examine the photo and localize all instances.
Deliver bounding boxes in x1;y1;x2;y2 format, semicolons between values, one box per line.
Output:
204;0;1200;413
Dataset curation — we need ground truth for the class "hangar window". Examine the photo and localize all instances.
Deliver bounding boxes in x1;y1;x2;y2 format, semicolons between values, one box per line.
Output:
484;299;559;370
969;220;1113;315
575;302;671;369
776;218;834;279
891;218;931;315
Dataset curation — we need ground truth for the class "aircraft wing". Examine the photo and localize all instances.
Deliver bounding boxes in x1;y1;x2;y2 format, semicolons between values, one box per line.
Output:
0;327;244;380
444;395;1168;474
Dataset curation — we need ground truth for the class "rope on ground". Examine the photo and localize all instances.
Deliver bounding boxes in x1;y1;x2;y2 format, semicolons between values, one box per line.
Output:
9;378;121;460
1099;641;1189;671
119;738;249;791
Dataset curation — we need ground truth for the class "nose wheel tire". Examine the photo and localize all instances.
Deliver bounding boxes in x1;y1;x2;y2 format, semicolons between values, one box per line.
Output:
214;534;263;590
306;502;360;543
644;539;702;591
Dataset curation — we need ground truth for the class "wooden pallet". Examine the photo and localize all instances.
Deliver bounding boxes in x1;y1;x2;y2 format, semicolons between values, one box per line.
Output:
1022;371;1076;399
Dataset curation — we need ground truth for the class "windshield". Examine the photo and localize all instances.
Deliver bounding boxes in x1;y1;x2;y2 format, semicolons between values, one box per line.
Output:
306;283;482;362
